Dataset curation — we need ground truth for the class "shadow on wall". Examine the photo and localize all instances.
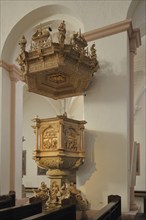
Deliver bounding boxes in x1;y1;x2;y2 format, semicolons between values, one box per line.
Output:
77;129;97;185
77;129;128;186
86;59;128;103
77;129;129;210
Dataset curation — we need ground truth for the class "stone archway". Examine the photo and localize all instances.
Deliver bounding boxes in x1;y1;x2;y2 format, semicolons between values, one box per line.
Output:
0;4;85;198
1;4;84;63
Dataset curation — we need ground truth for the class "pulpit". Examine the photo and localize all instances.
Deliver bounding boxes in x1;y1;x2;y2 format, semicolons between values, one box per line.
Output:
32;114;88;210
16;20;99;211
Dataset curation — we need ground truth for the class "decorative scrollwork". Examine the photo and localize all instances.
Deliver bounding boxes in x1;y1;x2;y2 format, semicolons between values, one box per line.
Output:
49;74;66;84
16;21;99;99
31;24;51;51
33;181;89;211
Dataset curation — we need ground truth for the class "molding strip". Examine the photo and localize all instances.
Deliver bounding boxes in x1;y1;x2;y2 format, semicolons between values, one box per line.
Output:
84;19;141;48
0;60;23;81
0;59;10;72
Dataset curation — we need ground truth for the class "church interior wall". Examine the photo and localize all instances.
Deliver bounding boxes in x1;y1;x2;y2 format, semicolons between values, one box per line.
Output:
1;1;131;63
127;0;146;191
14;81;24;198
134;35;146;191
22;92;84;187
23;93;55;188
0;68;11;194
78;32;130;211
0;0;145;213
128;0;146;36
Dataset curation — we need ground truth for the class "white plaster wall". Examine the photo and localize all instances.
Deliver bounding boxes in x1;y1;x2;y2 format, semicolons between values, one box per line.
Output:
0;68;11;194
1;0;131;47
64;96;84;120
22;93;84;187
1;0;131;63
14;81;24;198
77;32;130;211
135;95;146;190
128;0;146;191
134;36;146;191
1;0;133;212
128;0;146;37
23;93;54;187
0;71;2;193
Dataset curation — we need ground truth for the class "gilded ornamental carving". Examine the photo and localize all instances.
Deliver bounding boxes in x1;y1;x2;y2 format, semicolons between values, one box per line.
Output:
32;114;87;210
16;20;97;211
34;157;84;170
16;21;99;99
33;181;88;210
42;125;58;150
64;127;78;152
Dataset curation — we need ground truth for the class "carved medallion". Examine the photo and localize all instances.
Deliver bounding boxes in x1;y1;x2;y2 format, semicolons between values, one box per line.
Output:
49;74;66;84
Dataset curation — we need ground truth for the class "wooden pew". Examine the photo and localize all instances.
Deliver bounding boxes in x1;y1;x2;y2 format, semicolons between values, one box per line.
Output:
0;191;15;209
0;196;13;209
144;197;146;214
21;204;76;220
92;195;121;220
134;197;146;220
134;214;146;220
0;201;42;220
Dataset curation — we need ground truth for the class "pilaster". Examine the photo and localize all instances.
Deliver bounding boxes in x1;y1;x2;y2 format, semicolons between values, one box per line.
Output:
84;19;141;212
0;60;23;198
129;30;141;211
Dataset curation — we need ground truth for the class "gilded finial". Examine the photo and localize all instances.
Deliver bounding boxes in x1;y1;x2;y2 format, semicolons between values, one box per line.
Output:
19;35;27;51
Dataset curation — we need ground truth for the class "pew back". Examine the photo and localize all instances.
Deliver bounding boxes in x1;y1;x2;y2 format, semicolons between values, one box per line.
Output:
0;191;15;209
135;197;146;220
92;195;121;220
0;201;42;220
22;205;76;220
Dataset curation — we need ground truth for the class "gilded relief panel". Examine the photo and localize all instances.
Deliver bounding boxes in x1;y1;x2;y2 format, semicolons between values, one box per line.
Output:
63;122;80;152
41;122;59;150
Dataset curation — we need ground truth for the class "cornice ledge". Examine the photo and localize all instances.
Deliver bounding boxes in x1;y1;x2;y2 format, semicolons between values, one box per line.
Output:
84;19;141;49
0;60;23;82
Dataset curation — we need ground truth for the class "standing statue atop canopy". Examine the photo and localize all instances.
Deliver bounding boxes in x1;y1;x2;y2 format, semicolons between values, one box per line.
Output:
16;35;28;74
58;20;66;48
90;43;97;59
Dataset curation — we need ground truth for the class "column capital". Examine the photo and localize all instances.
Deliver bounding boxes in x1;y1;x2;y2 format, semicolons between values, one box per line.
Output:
0;60;23;82
129;29;141;54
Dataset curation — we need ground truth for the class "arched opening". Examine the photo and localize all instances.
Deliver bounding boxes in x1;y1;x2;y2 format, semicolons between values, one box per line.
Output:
1;4;85;196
